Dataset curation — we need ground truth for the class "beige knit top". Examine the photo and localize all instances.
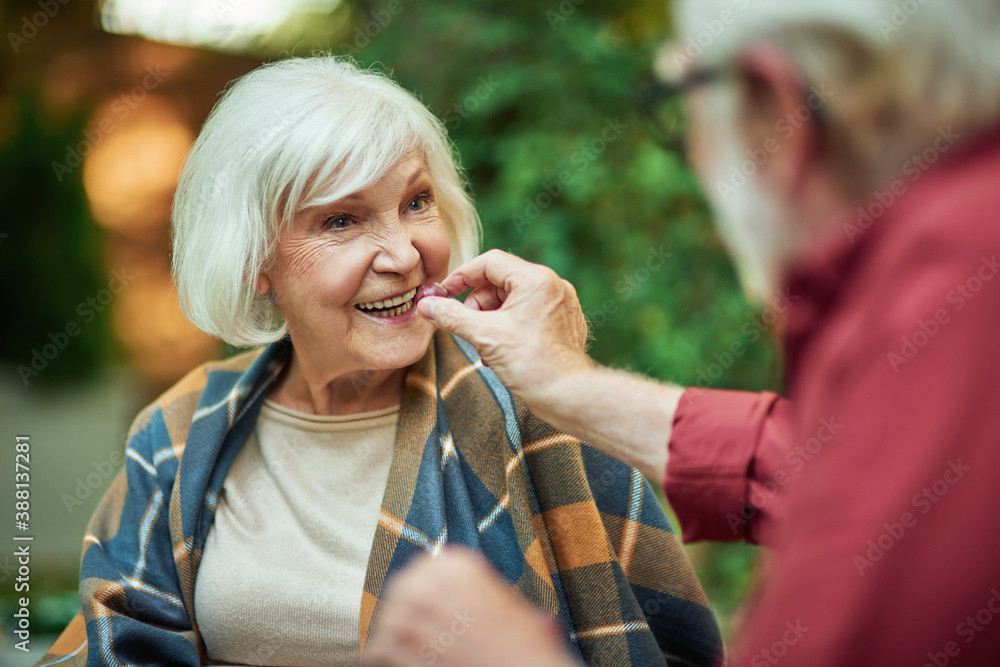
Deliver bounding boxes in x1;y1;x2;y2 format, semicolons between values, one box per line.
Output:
194;399;399;666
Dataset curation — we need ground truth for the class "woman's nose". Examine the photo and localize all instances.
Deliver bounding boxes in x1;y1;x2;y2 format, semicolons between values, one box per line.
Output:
371;220;420;275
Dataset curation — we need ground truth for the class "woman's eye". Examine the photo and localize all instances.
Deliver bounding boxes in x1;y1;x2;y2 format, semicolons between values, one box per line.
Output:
408;195;430;212
324;215;353;230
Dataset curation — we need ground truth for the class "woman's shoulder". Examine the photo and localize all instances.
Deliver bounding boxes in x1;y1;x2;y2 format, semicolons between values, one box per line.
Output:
160;347;268;404
126;347;271;446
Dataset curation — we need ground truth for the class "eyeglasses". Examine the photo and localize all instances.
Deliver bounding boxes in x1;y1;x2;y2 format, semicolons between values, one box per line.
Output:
637;68;726;154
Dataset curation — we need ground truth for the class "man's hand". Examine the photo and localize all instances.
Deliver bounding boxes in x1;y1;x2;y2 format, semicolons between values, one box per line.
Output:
365;548;579;667
418;249;684;481
418;249;591;407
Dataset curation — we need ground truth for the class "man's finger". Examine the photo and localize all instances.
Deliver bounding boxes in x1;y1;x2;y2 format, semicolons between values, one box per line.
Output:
440;249;536;296
465;284;506;312
417;295;497;346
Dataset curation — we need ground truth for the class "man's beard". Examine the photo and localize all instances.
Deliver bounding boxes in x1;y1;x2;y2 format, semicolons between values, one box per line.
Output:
700;94;792;304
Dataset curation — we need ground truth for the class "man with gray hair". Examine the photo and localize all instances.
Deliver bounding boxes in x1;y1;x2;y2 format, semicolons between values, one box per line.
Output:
367;1;1000;665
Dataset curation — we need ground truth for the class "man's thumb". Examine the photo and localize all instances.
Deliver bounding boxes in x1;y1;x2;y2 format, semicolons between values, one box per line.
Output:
417;296;488;344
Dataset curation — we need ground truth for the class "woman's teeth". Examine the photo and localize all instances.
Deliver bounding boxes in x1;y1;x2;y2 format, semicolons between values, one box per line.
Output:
356;288;418;317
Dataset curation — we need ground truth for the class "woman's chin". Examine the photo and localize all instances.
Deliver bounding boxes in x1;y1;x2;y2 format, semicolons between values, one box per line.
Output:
367;321;435;369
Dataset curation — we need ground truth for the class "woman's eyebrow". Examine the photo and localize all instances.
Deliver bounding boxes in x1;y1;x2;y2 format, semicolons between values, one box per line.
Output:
407;167;429;186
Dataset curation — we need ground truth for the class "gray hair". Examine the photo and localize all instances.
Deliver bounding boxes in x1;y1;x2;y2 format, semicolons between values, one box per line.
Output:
673;0;1000;187
171;56;480;347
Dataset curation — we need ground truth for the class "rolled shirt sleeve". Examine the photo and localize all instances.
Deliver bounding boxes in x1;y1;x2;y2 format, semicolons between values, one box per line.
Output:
663;388;796;547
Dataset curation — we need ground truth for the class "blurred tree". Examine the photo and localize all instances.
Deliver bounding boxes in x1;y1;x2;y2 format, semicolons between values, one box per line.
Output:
0;95;110;386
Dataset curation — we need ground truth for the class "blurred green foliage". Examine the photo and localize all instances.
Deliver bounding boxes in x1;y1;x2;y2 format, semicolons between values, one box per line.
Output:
347;0;772;635
0;95;112;385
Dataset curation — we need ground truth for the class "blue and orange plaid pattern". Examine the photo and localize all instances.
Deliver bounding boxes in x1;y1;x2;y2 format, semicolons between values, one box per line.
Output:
36;331;724;667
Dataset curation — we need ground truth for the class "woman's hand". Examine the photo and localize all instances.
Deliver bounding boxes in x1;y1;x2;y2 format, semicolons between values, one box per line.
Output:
365;547;579;667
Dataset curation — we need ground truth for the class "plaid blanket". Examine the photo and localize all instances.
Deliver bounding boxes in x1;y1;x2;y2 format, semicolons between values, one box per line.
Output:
36;330;723;667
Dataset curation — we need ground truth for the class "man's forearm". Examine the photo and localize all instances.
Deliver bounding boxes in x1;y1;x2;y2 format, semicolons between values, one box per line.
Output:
528;363;685;480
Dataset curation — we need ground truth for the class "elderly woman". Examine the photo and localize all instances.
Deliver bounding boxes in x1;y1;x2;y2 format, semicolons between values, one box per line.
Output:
37;57;722;667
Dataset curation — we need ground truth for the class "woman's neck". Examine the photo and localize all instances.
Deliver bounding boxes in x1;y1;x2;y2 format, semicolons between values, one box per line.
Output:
267;350;407;416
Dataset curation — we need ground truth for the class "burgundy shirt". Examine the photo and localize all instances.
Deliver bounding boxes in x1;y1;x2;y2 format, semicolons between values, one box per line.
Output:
664;126;1000;666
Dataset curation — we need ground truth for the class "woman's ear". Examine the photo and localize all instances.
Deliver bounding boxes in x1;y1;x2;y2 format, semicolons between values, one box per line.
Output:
255;273;271;295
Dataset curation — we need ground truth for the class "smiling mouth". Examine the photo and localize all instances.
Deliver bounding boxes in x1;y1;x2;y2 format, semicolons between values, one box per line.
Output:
355;287;418;318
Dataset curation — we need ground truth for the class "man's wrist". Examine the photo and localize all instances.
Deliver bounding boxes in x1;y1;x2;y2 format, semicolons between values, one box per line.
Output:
524;351;597;419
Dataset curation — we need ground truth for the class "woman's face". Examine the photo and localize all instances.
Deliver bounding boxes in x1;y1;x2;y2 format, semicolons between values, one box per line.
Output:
260;153;451;375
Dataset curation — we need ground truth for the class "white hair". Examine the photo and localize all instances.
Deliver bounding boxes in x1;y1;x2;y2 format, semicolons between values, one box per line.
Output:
700;83;793;302
674;0;1000;185
171;56;480;348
